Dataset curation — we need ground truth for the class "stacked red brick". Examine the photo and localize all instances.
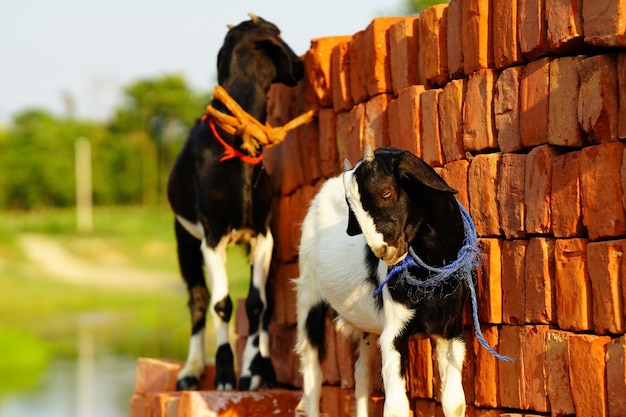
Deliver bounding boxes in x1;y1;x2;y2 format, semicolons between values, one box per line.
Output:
264;0;626;416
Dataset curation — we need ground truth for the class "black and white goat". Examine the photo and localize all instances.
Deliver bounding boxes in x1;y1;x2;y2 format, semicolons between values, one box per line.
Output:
296;146;471;417
167;14;303;391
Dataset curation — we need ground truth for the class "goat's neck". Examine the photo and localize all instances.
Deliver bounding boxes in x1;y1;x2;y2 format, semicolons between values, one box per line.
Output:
216;78;270;124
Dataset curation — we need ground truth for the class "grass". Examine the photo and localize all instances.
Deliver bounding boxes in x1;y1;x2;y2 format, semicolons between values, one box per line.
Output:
0;205;251;392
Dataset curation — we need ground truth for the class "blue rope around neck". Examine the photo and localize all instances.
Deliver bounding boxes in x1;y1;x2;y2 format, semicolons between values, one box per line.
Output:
373;200;514;362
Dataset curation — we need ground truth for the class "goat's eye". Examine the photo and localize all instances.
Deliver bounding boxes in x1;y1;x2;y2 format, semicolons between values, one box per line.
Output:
381;189;393;200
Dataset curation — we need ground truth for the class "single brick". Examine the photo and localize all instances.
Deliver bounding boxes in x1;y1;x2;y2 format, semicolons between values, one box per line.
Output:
446;0;464;79
473;325;500;408
461;0;492;74
568;334;611;417
146;392;181;417
520;57;552;147
525;238;556;324
387;98;401;150
468;154;502;236
587;240;625;334
580;142;626;240
606;335;626;417
388;17;420;94
336;104;365;165
501;239;528;325
407;336;434;399
582;0;626;47
349;30;368;105
476;238;503;324
551;151;585;237
364;17;404;98
364;93;391;149
414;399;437;417
306;36;352;108
297;121;322;186
545;330;575;416
396;85;426;157
438;79;466;163
129;394;146;417
492;0;524;69
271;262;300;327
518;0;548;60
331;41;353;112
494;66;524;153
269;323;301;386
545;0;585;53
498;153;526;239
274;130;306;196
577;54;619;143
318;108;340;178
549;56;586;147
498;325;523;409
619;53;626;139
525;145;561;235
177;389;301;417
420;89;444;167
463;69;497;152
520;325;549;412
419;4;449;86
554;238;592;331
440;159;469;209
133;358;183;394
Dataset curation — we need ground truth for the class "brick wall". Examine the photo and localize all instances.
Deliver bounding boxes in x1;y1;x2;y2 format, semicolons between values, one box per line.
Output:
261;1;626;416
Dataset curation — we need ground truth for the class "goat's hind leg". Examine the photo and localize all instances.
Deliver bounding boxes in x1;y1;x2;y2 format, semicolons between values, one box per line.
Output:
175;220;210;390
434;336;466;417
239;231;276;390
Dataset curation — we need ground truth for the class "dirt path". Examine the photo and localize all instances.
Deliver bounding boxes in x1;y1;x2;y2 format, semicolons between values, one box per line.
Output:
19;234;182;292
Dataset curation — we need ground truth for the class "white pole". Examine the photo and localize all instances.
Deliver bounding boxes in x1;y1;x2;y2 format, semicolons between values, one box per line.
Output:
75;137;93;233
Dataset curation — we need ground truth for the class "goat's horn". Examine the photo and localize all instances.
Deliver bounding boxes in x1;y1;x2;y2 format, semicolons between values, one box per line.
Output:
226;23;234;29
343;159;353;171
248;12;260;23
363;144;374;162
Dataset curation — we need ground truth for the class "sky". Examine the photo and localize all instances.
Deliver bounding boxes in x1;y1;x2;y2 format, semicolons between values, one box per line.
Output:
0;0;405;124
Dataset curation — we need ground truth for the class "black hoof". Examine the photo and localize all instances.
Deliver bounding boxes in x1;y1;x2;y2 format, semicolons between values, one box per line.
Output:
238;376;252;391
176;376;200;391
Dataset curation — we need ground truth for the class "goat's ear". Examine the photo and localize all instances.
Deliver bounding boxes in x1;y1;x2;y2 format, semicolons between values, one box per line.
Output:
395;151;457;194
346;205;363;236
256;37;301;86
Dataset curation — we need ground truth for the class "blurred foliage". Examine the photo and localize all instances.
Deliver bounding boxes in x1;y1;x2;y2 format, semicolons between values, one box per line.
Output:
0;74;210;210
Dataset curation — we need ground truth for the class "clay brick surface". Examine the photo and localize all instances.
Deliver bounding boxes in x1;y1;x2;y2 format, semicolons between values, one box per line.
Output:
619;53;626;139
461;0;492;74
577;54;619;143
462;329;476;405
524;238;556;324
520;325;549;412
545;330;575;416
587;240;625;334
498;153;526;239
388;17;420;94
520;57;551;147
554;238;592;331
407;337;434;399
331;41;352;112
545;0;584;53
177;389;301;417
463;69;497;152
336;103;365;165
420;89;443;167
269;323;300;386
492;0;523;69
133;358;183;394
476;238;503;324
349;30;368;105
395;85;425;157
498;325;523;409
146;392;181;417
501;240;528;325
518;0;548;60
318;108;340;178
494;66;524;153
549;56;585;147
551;151;585;237
271;262;300;327
438;79;465;163
419;5;449;86
364;93;391;149
468;154;502;236
306;36;352;108
387;98;401;150
568;334;611;417
580;142;626;240
446;0;464;79
473;325;500;407
582;0;626;47
365;17;404;98
297;121;322;186
525;145;561;235
606;335;626;417
129;394;145;417
440;159;469;209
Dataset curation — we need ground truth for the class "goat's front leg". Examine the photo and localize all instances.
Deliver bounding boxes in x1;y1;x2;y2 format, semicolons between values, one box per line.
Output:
434;336;466;417
239;230;275;390
202;236;236;390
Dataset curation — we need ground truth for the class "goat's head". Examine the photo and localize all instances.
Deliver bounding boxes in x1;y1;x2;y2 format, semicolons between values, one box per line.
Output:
217;13;304;89
343;146;457;266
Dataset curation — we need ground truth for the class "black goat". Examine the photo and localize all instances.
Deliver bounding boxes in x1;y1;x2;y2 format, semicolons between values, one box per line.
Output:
167;14;303;391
